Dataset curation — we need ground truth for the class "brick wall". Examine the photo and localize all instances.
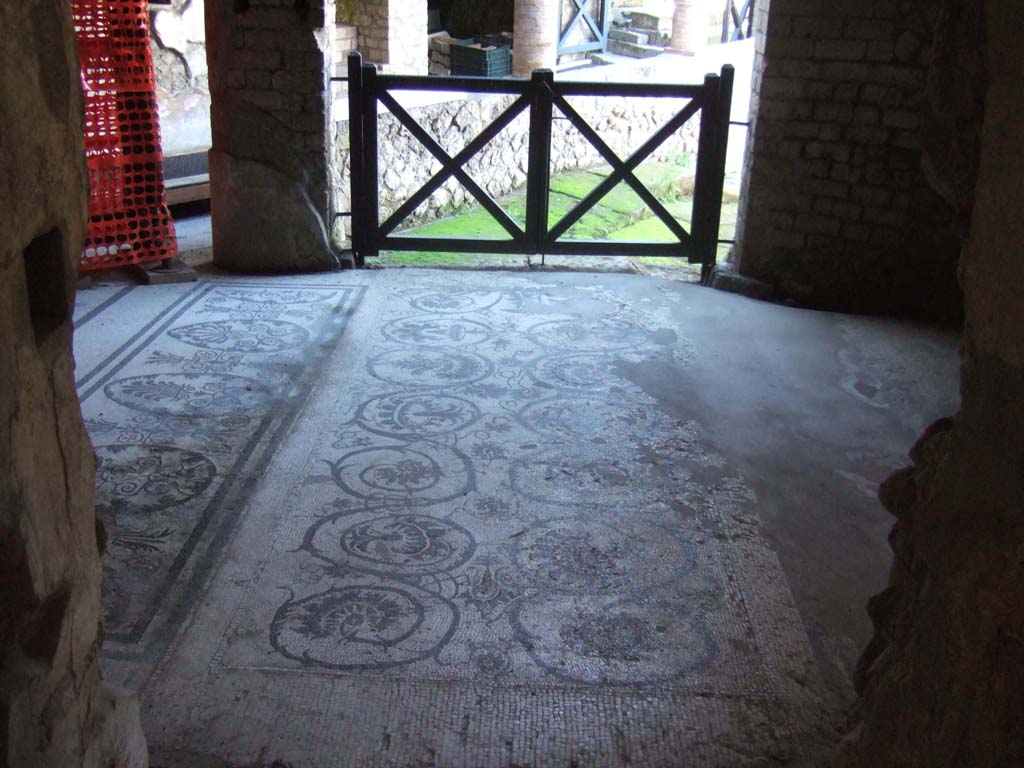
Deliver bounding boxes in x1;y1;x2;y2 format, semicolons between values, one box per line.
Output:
736;0;962;320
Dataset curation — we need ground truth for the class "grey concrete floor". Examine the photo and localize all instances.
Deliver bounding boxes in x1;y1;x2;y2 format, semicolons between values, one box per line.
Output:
74;268;959;767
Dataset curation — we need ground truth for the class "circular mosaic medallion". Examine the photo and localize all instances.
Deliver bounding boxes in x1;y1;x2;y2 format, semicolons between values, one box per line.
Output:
381;316;494;347
368;349;493;388
410;291;504;314
270;584;458;670
514;518;696;594
527;353;615;391
168;319;309;353
527;318;650;351
104;373;271;417
328;443;473;504
517;396;664;442
307;512;476;576
510;594;717;685
355;392;481;439
510;458;634;507
94;443;216;513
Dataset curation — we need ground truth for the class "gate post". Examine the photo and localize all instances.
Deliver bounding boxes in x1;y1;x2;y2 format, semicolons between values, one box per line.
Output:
691;72;721;277
705;65;734;283
691;65;735;284
347;52;366;266
526;69;554;259
361;63;381;258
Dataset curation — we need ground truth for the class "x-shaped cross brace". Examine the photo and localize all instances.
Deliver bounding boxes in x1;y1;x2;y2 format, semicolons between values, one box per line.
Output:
546;85;700;246
560;0;604;46
377;91;531;241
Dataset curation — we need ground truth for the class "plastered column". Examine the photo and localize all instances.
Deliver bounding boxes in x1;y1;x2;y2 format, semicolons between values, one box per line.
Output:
671;0;703;53
513;0;559;77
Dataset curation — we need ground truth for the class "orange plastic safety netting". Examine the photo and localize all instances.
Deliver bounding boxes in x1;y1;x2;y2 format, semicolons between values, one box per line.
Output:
72;0;177;270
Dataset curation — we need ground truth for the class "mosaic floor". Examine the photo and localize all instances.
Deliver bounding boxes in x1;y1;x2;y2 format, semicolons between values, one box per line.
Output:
75;281;364;662
74;269;959;767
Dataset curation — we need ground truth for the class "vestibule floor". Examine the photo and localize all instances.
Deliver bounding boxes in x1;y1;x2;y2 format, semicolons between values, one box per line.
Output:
73;268;959;767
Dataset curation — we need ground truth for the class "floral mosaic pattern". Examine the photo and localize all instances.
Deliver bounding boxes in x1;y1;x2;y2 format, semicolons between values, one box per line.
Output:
78;282;364;652
216;275;786;693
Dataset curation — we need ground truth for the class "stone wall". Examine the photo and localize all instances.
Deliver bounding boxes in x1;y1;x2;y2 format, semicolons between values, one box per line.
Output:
735;0;963;320
837;0;1024;764
354;0;389;67
355;0;428;74
336;22;358;55
1;1;146;765
331;91;699;241
206;0;341;271
429;32;454;76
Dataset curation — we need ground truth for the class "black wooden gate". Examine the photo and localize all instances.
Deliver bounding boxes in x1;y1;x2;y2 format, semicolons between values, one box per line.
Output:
346;53;734;282
557;0;611;59
721;0;754;43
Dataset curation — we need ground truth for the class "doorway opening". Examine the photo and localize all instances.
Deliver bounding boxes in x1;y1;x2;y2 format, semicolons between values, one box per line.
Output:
344;54;733;283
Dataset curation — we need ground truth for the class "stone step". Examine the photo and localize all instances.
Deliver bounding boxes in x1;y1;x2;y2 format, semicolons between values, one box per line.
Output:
588;51;621;66
607;39;664;58
628;11;669;32
608;28;650;46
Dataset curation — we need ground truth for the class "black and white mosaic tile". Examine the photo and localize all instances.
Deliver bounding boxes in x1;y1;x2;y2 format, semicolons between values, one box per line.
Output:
192;274;811;698
76;281;365;657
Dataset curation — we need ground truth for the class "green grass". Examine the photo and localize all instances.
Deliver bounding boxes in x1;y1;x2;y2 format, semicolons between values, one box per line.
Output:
376;251;500;266
380;162;733;269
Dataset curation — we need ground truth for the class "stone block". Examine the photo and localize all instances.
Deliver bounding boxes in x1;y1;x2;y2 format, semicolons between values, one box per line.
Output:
795;212;842;235
841;222;871;242
709;266;776;300
862;205;904;227
231;48;282;70
814;101;854;122
883;109;919;130
854;105;880;124
792;16;842;38
844;125;890;145
850;186;891;206
866;41;895;62
814;39;867;61
859;83;886;103
846;19;894;41
820;61;870;81
807;178;850;199
766;36;816;59
210;150;340;272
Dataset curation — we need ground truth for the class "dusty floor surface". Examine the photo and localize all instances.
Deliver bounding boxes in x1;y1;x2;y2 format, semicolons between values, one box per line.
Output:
73;268;959;767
